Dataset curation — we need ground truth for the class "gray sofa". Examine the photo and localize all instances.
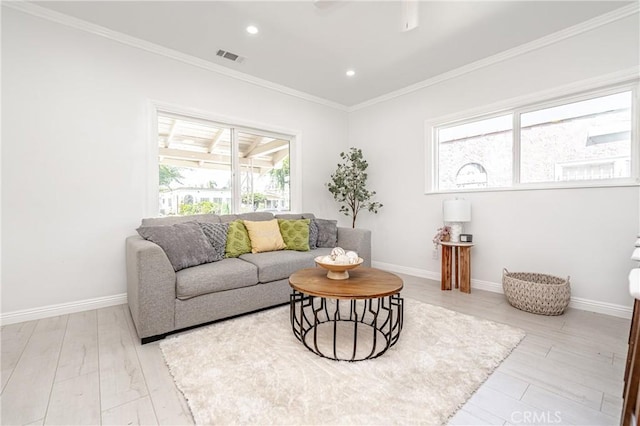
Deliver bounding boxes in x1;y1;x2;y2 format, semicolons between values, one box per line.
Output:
126;212;371;343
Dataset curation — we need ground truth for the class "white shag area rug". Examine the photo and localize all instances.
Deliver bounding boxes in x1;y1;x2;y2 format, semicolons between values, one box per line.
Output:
160;298;524;425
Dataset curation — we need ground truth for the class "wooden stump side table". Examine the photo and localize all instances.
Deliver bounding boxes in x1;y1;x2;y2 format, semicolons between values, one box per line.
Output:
440;241;475;294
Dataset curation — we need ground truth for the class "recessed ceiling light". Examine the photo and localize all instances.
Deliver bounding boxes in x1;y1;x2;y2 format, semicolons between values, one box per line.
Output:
346;69;355;77
246;25;259;35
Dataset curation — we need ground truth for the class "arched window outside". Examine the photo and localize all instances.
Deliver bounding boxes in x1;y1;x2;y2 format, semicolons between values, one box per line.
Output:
183;194;194;205
456;163;488;188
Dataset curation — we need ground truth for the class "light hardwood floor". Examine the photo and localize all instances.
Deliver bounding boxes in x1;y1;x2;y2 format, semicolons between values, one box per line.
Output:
1;274;629;425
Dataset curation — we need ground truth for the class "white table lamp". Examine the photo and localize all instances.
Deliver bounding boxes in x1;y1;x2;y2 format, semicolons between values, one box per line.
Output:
443;199;471;242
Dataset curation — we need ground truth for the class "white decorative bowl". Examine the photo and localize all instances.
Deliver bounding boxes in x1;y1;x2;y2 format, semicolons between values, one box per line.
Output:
314;256;364;280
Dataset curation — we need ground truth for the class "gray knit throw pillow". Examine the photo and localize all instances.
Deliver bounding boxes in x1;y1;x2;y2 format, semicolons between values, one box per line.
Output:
308;219;319;249
198;222;230;262
315;219;338;248
137;221;216;271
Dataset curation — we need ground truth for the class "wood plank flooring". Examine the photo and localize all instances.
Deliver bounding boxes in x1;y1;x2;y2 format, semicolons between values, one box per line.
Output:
1;274;629;425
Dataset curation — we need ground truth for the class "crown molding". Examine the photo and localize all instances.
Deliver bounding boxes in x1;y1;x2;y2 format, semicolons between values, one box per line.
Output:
2;0;349;112
349;2;640;112
4;1;638;112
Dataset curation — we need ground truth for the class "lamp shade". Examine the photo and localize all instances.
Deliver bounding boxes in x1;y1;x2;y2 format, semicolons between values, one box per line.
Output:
443;199;471;222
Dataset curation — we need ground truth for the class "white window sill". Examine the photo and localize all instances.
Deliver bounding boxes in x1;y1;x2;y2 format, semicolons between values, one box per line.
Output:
425;178;640;195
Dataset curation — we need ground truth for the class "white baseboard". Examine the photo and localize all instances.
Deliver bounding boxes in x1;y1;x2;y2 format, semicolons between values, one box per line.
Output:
372;261;633;319
1;293;128;326
568;297;633;319
470;278;504;294
372;261;440;281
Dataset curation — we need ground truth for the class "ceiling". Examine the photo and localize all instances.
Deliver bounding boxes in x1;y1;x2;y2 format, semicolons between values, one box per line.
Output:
33;1;633;107
157;113;289;175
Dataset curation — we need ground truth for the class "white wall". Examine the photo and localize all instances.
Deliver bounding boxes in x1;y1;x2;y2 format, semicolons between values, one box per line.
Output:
3;6;639;319
349;14;640;309
1;8;348;314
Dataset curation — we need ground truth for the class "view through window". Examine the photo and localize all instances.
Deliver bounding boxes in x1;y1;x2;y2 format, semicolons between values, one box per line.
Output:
434;88;634;191
157;112;291;216
520;91;631;183
438;114;513;190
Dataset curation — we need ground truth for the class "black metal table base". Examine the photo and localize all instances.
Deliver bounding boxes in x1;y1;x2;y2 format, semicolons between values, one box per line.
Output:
290;291;403;362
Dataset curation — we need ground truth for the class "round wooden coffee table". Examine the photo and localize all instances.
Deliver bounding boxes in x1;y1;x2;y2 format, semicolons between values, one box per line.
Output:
289;267;403;362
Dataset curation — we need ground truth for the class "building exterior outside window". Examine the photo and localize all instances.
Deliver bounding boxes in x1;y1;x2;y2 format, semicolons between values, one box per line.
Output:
432;88;635;192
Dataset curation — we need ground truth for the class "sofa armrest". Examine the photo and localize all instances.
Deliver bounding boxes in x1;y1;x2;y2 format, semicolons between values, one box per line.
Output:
337;227;372;267
126;235;176;340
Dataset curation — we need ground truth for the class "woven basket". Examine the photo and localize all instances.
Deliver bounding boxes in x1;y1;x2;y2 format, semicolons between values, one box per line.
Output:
502;268;571;316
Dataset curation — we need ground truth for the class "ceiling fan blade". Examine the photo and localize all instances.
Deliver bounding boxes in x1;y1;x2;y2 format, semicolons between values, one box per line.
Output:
401;0;419;32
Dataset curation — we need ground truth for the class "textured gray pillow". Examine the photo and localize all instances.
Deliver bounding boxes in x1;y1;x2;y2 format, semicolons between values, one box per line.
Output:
198;222;229;262
308;219;319;249
136;222;216;271
315;219;338;248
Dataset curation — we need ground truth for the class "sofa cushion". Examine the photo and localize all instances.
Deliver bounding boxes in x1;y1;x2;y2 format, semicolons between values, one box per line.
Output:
219;212;274;223
141;214;220;227
225;220;252;258
198;222;229;262
176;258;259;300
239;251;315;283
315;219;338;248
274;213;316;220
136;222;217;271
219;214;239;223
274;214;318;248
243;219;286;253
240;212;275;221
278;219;310;251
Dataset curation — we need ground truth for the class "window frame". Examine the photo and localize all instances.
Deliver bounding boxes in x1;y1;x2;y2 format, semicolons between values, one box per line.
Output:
148;101;301;216
427;82;639;194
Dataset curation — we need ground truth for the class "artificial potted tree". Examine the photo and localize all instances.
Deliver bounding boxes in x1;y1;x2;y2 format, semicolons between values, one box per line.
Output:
327;147;383;228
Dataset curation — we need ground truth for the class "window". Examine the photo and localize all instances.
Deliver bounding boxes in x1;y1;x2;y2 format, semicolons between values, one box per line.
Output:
520;92;631;184
430;86;636;192
157;112;292;216
437;114;512;191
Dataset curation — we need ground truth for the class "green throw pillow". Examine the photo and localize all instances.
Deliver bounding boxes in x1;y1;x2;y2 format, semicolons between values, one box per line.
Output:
225;220;252;258
278;219;310;251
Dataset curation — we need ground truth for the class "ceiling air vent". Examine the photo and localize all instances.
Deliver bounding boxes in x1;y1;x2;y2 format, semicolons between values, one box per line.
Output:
216;49;245;64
